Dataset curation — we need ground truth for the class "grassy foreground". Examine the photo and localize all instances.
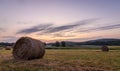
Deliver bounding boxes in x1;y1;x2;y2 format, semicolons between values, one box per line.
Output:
0;49;120;71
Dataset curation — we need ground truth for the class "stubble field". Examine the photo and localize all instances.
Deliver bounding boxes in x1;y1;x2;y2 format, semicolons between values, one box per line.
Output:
0;46;120;71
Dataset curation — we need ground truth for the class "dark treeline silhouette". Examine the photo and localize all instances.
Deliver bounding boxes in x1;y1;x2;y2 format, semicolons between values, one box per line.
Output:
0;42;14;46
1;38;120;47
77;39;120;45
48;38;120;46
53;41;66;47
55;41;60;47
61;41;66;47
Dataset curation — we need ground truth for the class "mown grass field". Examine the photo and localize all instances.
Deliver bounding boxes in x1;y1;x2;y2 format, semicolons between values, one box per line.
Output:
0;46;120;71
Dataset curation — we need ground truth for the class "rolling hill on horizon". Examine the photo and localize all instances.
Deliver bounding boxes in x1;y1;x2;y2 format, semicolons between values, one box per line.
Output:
46;38;120;46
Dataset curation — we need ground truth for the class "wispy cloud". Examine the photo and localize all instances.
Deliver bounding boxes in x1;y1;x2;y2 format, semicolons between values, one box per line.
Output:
80;23;120;32
41;18;98;33
43;24;79;33
15;18;120;39
16;23;53;34
2;36;16;39
66;36;103;42
52;33;75;37
16;18;98;36
1;36;18;42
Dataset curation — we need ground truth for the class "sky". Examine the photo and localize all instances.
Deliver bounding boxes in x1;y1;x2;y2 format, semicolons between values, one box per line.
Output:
0;0;120;43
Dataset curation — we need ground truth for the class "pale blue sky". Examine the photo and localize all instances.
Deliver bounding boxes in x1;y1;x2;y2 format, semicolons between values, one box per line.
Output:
0;0;120;42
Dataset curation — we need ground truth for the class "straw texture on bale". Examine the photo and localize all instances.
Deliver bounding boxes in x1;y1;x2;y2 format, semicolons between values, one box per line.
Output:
101;46;109;52
12;37;45;60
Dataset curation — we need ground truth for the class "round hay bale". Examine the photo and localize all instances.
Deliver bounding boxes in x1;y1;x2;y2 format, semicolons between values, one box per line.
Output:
101;46;109;52
5;46;11;50
12;37;45;60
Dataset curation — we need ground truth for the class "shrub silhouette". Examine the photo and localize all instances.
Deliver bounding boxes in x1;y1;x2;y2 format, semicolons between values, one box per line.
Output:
55;41;60;47
61;41;66;47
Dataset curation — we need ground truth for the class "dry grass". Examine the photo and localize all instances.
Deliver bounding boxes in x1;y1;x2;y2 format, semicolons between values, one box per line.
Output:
0;48;120;71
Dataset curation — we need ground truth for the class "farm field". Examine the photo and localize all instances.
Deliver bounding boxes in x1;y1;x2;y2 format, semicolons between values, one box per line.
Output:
0;47;120;71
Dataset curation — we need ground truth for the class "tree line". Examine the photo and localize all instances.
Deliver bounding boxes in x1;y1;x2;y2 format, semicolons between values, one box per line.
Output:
53;41;66;47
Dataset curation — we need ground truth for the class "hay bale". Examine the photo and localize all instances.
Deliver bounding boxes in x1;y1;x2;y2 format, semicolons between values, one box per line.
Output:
5;46;11;50
12;37;45;60
101;46;109;52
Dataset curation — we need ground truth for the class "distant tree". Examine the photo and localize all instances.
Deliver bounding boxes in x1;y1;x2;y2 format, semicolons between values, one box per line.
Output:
55;41;60;47
61;41;66;47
